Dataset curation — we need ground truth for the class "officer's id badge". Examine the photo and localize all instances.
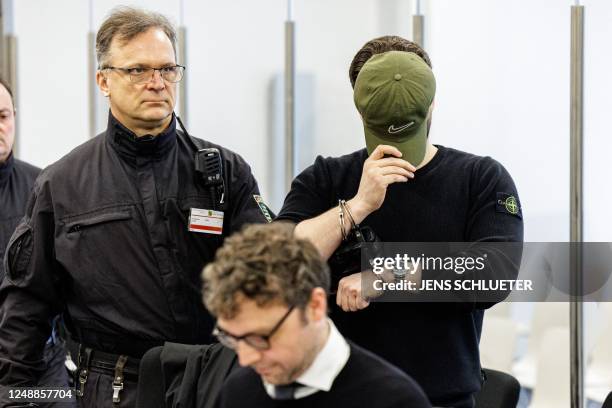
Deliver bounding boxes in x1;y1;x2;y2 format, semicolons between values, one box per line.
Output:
189;208;224;235
496;192;522;219
253;195;273;223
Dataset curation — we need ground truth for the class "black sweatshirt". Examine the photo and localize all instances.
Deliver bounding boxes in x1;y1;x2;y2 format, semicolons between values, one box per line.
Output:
0;153;40;281
276;146;523;406
217;341;431;408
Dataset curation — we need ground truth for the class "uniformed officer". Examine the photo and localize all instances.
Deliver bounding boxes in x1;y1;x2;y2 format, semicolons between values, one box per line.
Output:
0;77;40;282
0;7;270;407
0;77;75;407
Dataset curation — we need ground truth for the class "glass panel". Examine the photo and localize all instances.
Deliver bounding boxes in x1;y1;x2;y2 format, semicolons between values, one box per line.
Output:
583;1;612;407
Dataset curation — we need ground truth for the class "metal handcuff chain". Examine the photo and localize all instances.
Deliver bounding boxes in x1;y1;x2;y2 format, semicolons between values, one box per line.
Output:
338;199;358;239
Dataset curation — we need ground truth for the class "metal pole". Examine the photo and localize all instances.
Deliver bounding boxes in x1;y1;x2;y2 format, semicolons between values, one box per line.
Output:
178;26;187;123
0;0;11;78
0;0;5;76
88;31;97;138
178;0;187;123
412;0;424;47
570;4;584;408
285;0;296;192
87;0;97;138
1;0;18;154
4;34;16;154
6;31;16;97
0;0;15;91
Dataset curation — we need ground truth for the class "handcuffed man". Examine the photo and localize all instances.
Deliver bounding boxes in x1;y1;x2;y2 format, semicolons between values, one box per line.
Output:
276;36;524;407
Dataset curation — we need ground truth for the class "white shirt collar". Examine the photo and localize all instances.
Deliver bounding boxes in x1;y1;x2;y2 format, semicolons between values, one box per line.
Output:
264;319;350;399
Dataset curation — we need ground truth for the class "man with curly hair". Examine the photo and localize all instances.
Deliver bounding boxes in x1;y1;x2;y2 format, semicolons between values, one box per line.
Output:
202;223;430;408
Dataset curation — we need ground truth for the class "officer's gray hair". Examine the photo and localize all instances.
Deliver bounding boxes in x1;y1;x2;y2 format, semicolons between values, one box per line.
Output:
202;223;330;319
96;6;177;68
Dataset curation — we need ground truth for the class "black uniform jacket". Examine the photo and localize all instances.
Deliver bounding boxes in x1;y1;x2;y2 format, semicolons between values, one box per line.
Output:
0;113;268;386
0;153;40;281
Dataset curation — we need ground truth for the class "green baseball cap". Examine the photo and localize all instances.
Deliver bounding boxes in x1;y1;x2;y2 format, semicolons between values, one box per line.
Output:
354;51;436;166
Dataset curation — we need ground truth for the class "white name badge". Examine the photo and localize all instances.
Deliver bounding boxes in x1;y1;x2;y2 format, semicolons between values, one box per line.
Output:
188;208;224;235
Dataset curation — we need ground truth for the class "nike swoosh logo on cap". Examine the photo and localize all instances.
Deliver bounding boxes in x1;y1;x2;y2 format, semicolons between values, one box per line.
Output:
388;122;415;134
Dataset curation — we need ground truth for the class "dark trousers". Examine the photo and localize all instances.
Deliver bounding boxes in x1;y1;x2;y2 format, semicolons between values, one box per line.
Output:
38;339;76;408
77;370;137;408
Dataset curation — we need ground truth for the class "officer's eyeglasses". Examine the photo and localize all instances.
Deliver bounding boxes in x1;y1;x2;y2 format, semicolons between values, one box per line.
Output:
213;306;295;351
101;65;185;84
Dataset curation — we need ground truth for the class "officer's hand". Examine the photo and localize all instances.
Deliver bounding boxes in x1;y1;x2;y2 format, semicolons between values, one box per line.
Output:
336;271;381;312
352;145;415;215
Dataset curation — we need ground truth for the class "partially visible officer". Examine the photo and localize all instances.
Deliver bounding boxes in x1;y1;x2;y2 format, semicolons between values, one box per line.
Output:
203;223;431;408
0;77;40;280
0;7;270;407
276;36;523;407
0;77;74;407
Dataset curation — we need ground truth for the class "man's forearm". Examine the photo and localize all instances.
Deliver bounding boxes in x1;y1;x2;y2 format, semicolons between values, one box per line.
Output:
294;198;371;260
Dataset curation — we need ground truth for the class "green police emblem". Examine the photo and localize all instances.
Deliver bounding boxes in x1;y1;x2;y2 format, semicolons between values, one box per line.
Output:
504;196;519;215
253;195;273;223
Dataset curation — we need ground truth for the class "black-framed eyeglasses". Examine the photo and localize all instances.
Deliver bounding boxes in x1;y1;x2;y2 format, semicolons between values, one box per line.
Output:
213;306;295;351
101;65;185;84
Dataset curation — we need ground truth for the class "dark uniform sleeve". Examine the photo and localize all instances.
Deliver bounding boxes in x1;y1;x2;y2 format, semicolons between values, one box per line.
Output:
0;179;64;389
276;155;334;223
226;154;272;233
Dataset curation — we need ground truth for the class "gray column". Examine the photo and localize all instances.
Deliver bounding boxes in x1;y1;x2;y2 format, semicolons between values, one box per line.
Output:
412;0;424;47
570;4;584;408
1;0;18;152
178;0;188;123
88;31;97;138
178;26;188;124
285;0;296;192
0;0;6;76
87;0;98;138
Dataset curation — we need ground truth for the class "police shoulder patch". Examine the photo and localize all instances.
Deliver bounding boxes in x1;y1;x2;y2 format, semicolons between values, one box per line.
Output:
253;195;274;223
496;192;522;219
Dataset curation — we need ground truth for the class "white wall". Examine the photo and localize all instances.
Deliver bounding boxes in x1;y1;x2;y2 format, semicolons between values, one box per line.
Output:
10;0;611;234
582;0;612;242
13;0;89;167
426;0;572;242
182;0;285;208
